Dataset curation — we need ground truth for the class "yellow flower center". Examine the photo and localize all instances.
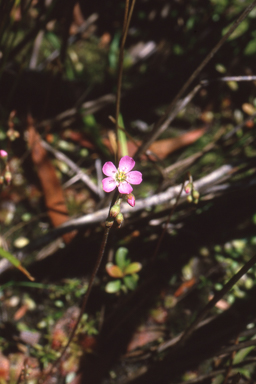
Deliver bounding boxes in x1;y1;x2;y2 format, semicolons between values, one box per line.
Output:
116;170;126;183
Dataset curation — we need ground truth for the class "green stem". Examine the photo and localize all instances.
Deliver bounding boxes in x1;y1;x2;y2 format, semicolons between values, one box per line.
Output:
115;0;136;164
41;190;120;383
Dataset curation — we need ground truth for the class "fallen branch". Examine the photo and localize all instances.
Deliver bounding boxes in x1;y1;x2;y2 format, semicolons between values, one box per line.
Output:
25;164;233;248
0;164;233;274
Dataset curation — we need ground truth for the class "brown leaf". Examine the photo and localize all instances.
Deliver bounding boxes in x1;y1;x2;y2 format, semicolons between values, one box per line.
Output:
103;128;205;160
27;115;76;243
14;304;29;321
148;128;206;160
242;103;256;115
62;130;96;150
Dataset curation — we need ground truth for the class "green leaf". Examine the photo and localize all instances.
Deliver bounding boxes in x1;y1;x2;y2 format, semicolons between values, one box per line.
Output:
115;247;129;270
222;20;249;41
244;38;256;55
0;247;34;281
83;114;96;128
124;262;142;275
109;32;120;71
117;114;128;157
105;280;121;293
123;275;138;290
233;345;255;364
227;81;238;91
106;263;124;278
46;32;61;49
211;374;224;384
82;115;108;156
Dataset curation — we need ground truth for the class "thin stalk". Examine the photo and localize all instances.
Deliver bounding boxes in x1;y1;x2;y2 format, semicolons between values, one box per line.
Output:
115;0;136;164
41;227;111;383
41;190;119;383
59;0;76;65
175;252;256;348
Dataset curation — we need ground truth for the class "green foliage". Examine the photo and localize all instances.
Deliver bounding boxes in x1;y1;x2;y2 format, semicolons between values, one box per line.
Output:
115;246;129;270
244;38;256;55
109;32;121;71
222;20;249;41
117;114;128;157
0;247;34;281
105;247;142;294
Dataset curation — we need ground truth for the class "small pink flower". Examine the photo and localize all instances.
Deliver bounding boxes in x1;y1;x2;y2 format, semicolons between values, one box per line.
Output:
0;150;8;158
102;156;142;194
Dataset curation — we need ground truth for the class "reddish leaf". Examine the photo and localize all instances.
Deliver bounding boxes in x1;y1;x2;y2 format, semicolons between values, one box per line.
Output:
106;263;124;278
0;353;9;380
245;120;254;128
174;277;196;297
14;304;29;320
51;328;67;350
79;335;97;352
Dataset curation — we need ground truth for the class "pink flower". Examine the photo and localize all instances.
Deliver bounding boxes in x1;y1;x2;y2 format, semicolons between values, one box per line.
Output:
102;156;142;194
0;150;8;158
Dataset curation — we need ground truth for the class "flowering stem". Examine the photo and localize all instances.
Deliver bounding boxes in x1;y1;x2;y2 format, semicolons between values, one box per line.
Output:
41;191;119;383
115;0;136;164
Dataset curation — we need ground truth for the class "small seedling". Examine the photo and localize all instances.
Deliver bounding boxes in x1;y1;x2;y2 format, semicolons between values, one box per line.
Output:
105;247;142;294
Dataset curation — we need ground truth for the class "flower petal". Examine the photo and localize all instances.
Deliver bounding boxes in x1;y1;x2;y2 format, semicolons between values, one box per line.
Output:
126;171;142;185
102;162;117;177
119;156;135;174
118;181;133;194
102;177;117;192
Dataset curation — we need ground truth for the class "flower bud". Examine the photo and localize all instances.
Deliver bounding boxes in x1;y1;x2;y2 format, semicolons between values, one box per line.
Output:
110;204;121;218
187;195;193;203
115;213;124;226
184;183;192;194
192;190;200;200
105;218;115;227
7;129;20;141
125;193;135;207
0;150;7;158
4;170;11;185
